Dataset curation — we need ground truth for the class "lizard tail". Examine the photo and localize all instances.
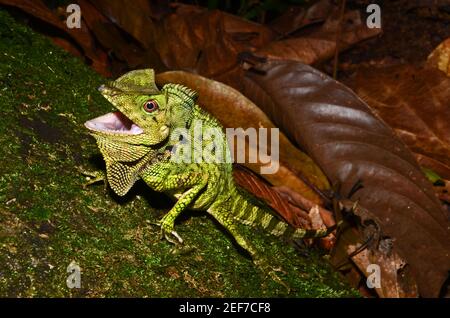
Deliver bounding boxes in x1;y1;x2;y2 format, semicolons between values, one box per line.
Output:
230;186;336;240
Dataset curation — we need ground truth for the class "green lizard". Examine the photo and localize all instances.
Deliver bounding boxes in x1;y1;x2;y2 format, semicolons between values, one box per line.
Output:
84;69;337;277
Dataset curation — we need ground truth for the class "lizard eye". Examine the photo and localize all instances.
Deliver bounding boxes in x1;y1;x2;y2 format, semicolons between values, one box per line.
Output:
143;100;158;113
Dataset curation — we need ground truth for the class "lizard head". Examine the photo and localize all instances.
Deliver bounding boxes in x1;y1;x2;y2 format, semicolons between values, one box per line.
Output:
85;69;198;147
85;69;170;146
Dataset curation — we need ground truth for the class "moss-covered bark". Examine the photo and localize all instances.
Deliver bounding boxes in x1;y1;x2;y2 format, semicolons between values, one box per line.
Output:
0;10;358;297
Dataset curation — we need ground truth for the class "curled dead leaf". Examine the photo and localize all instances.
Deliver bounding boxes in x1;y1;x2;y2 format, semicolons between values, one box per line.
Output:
89;0;160;49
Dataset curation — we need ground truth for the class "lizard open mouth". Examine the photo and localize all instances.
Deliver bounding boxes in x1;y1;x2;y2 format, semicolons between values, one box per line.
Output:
84;112;143;135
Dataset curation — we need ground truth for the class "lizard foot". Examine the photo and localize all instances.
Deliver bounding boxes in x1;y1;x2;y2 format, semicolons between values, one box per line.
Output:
255;258;290;292
79;168;107;191
151;216;184;245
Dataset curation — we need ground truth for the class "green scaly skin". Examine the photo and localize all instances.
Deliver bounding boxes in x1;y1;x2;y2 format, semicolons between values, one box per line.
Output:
84;69;336;280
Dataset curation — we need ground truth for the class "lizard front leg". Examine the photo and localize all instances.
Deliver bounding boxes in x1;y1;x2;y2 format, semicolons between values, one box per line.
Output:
79;168;108;191
143;168;209;244
159;180;207;244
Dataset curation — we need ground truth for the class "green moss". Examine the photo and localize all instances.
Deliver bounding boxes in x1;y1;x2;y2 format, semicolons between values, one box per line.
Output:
0;9;359;297
25;206;52;221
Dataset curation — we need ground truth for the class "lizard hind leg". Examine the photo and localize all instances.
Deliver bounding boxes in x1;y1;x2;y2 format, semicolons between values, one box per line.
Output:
207;203;290;291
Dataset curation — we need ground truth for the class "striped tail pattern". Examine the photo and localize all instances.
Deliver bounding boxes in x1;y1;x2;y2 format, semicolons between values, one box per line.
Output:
229;186;337;240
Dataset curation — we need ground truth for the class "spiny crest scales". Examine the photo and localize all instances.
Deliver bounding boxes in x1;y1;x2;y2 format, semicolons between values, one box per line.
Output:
162;83;198;109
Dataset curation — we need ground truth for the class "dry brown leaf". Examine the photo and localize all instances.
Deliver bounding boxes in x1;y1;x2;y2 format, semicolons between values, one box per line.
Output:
254;10;381;65
154;4;275;78
268;0;334;36
350;245;419;298
89;0;158;49
307;204;335;250
233;166;337;250
91;1;275;78
78;0;159;74
346;65;450;181
274;186;335;228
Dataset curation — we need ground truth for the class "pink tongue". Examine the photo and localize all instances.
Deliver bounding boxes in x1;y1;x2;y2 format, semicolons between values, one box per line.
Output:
113;112;131;129
84;112;143;134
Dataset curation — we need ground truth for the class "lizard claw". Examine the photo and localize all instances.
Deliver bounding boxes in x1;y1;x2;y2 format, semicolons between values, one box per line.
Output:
169;230;184;244
151;217;184;245
79;168;107;190
162;229;184;245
